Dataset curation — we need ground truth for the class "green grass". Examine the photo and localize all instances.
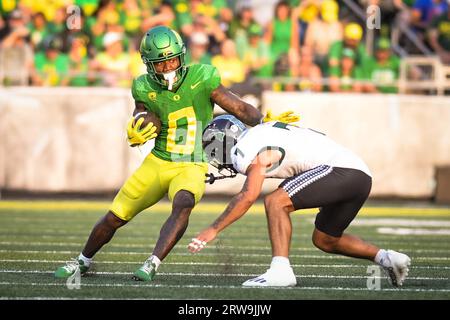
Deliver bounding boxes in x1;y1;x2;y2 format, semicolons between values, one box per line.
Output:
0;200;449;300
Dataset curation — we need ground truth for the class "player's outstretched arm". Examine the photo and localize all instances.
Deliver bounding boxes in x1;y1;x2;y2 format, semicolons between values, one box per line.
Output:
188;165;265;253
188;150;282;253
210;85;263;126
211;85;300;126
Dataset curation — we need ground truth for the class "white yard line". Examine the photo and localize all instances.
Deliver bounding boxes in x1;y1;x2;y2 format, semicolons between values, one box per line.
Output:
0;297;175;300
1;249;450;261
350;219;450;227
1;259;450;270
0;281;448;293
0;269;447;281
377;227;450;236
1;242;449;254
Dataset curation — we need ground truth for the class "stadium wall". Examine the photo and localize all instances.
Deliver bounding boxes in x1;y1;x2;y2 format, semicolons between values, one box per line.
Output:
0;87;449;198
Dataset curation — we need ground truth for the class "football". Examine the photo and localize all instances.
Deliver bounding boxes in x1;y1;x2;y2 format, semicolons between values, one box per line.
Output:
133;111;162;135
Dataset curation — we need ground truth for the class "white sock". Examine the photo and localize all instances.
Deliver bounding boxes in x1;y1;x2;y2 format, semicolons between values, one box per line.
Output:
149;255;161;270
270;256;291;269
374;249;389;267
78;253;92;267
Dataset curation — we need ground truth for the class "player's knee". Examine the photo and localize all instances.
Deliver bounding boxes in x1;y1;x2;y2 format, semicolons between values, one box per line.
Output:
264;191;292;214
312;230;339;253
104;211;128;229
172;190;196;211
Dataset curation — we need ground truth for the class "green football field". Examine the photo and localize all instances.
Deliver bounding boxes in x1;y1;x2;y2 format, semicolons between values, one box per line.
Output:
0;200;449;300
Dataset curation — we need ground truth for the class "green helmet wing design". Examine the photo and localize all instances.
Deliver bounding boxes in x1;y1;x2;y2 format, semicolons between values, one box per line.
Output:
140;26;187;89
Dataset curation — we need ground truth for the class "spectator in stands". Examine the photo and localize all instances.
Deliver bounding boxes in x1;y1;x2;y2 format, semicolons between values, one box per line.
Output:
141;1;176;33
243;24;271;78
272;52;296;91
90;15;107;53
266;1;300;76
190;14;226;56
177;0;226;38
67;35;91;86
29;12;50;51
292;45;323;92
91;32;131;87
121;0;142;36
97;0;121;28
229;6;256;59
215;2;234;39
33;36;69;86
185;31;212;65
0;0;17;18
0;9;34;86
129;36;146;78
0;15;5;40
48;7;67;36
294;0;321;45
360;38;401;93
197;0;229;20
304;0;343;75
329;47;363;93
411;0;448;31
328;23;368;77
211;38;247;87
76;0;100;17
428;9;450;65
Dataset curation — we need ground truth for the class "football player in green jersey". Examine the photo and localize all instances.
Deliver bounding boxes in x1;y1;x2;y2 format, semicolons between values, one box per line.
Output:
55;25;299;281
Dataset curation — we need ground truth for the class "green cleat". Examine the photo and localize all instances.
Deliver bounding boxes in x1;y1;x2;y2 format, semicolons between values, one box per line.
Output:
132;258;157;281
55;259;89;279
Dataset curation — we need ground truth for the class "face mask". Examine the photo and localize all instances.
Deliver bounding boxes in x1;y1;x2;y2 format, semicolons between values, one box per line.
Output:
163;71;176;90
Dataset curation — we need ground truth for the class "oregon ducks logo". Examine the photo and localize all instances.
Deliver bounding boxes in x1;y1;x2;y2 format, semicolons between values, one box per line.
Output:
148;92;156;101
173;95;180;101
162;51;171;57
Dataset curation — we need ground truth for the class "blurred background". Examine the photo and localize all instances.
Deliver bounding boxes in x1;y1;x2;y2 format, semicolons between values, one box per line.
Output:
0;0;449;203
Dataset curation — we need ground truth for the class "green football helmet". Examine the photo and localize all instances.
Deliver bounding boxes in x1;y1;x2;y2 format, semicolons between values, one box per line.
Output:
140;26;187;89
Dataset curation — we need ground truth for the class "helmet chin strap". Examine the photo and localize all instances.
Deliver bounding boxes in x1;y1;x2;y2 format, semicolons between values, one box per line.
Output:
163;71;177;90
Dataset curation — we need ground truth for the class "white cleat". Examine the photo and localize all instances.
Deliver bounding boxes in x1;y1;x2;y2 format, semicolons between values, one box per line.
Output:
381;250;411;287
242;267;297;287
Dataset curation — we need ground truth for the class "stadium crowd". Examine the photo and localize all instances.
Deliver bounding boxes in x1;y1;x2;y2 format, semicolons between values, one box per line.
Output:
0;0;448;93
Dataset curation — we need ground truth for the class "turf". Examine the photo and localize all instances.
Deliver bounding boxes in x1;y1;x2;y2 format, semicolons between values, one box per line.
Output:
0;200;449;300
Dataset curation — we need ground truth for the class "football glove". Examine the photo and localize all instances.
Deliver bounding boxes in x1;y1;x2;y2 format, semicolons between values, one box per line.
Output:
263;109;300;124
126;117;158;147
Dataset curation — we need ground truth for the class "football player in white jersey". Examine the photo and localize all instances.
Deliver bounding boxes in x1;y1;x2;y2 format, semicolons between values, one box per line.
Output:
189;115;411;287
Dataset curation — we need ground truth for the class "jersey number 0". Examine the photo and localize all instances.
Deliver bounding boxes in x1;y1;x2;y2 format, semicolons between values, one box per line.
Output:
167;107;197;154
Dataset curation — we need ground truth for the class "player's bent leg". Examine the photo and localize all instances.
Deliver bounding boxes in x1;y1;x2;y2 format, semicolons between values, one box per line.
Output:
133;163;207;282
312;228;379;259
55;211;127;279
263;188;295;257
57;154;167;280
82;211;128;258
133;190;196;282
242;189;297;287
312;229;411;287
110;153;167;222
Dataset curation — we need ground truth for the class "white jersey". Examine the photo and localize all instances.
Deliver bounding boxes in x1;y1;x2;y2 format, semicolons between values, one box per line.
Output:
230;122;371;178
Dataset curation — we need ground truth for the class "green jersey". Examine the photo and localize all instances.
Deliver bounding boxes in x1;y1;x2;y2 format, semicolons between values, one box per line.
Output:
132;64;221;163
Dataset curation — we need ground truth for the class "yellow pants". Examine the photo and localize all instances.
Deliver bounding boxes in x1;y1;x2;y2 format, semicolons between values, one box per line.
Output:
110;153;208;221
